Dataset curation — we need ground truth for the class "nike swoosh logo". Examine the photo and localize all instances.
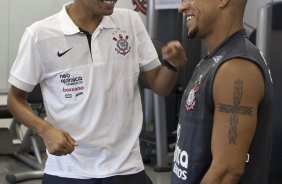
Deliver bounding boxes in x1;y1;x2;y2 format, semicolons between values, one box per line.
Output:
57;47;73;57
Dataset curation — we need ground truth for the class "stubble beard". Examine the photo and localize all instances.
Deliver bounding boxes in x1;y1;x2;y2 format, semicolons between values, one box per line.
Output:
187;27;198;39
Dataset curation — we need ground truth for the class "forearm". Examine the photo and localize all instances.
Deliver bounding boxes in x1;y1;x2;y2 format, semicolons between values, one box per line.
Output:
7;89;51;137
150;66;179;96
144;40;187;95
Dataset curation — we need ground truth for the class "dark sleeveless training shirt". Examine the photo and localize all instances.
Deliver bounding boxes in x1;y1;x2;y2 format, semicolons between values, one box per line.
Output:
171;29;273;184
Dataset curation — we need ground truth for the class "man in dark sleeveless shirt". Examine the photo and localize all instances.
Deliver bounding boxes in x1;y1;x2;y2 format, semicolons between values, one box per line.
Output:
169;0;273;183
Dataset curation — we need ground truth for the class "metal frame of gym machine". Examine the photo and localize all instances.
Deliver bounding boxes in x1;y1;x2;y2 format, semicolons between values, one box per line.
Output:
256;1;282;183
141;0;202;172
0;85;45;183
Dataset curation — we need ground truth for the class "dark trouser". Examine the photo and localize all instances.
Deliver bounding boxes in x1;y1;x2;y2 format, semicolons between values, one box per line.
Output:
42;170;153;184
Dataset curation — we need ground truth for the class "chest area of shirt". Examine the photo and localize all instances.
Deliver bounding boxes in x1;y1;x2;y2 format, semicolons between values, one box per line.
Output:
37;29;136;73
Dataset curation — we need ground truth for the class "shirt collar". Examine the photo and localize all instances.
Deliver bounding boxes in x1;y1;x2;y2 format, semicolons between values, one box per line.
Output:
97;15;116;30
58;3;116;35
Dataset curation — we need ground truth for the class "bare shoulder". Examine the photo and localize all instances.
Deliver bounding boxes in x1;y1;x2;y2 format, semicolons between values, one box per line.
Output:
213;58;265;104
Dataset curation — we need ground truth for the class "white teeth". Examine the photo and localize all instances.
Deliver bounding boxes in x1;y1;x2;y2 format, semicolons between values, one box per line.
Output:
103;0;115;4
187;16;194;21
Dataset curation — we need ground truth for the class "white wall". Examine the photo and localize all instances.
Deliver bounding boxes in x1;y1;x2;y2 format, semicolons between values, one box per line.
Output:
0;0;9;93
8;0;72;73
0;0;72;93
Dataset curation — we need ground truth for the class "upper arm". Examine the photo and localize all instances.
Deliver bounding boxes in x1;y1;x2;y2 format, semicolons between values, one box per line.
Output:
211;58;265;170
8;85;29;104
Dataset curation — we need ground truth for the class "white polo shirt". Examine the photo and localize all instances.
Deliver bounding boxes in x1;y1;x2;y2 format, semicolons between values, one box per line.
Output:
9;3;160;178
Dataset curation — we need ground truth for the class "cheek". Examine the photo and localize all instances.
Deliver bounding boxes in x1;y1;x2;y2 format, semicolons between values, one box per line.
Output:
200;8;214;25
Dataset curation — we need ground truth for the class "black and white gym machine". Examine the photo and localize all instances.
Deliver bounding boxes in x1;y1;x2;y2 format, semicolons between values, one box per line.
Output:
0;85;45;183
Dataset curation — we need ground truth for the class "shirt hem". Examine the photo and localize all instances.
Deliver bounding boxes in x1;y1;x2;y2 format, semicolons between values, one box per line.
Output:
44;166;145;179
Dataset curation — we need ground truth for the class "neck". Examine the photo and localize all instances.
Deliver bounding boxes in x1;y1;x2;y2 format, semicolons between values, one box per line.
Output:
203;19;243;53
204;28;243;54
67;3;103;33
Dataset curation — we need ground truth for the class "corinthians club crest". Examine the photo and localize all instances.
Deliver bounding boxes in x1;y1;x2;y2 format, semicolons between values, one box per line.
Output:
185;75;202;111
113;33;131;56
132;0;147;15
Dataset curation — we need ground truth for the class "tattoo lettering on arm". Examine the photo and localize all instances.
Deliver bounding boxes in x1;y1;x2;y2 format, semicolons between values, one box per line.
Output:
217;80;253;145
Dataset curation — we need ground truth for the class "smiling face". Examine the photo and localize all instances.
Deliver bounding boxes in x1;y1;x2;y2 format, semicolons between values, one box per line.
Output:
179;0;218;39
80;0;118;16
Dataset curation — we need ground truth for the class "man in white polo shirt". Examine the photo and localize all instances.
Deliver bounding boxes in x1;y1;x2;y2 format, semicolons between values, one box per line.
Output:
7;0;188;183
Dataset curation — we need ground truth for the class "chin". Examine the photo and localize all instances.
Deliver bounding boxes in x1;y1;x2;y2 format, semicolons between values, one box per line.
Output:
103;10;114;15
104;12;113;15
187;29;197;39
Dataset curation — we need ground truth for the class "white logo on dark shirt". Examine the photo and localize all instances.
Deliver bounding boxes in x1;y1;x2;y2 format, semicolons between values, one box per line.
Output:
173;124;189;180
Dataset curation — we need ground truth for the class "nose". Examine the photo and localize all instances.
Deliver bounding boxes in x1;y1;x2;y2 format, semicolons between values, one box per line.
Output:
178;0;190;13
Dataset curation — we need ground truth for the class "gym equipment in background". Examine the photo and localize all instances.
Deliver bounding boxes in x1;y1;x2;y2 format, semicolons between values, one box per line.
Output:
140;0;202;171
256;2;282;183
0;85;45;183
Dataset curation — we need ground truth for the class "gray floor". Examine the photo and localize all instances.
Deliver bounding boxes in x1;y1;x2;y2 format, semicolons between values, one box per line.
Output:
0;155;42;184
0;155;171;184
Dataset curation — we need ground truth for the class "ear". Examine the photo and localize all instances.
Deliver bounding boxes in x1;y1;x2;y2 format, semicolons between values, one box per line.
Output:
217;0;230;8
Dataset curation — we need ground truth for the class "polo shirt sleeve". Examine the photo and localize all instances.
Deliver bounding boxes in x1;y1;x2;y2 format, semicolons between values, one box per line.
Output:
9;28;44;92
130;11;161;72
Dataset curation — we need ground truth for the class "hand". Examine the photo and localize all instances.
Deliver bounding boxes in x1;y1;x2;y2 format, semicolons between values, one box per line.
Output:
40;123;77;156
162;40;188;70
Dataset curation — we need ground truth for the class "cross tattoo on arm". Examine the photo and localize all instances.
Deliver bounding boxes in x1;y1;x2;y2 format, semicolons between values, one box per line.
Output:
217;79;253;145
